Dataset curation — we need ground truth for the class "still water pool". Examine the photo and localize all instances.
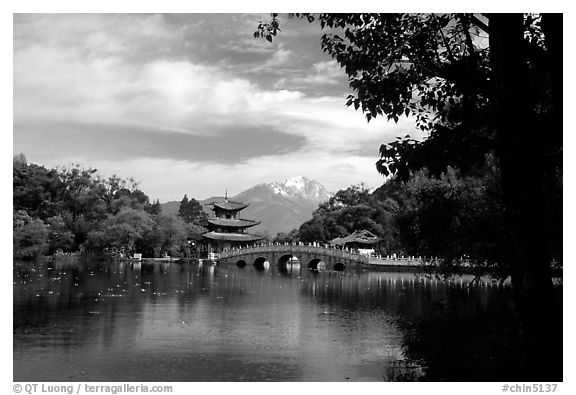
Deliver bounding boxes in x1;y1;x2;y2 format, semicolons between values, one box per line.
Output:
13;259;512;381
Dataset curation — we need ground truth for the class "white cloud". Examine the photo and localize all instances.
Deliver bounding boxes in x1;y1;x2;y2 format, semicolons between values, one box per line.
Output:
259;95;421;154
14;46;305;134
274;60;345;89
14;14;177;54
248;44;294;73
14;14;423;202
221;36;276;55
46;150;387;202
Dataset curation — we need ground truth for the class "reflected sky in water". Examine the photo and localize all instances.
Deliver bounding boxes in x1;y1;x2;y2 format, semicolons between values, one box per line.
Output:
13;259;512;381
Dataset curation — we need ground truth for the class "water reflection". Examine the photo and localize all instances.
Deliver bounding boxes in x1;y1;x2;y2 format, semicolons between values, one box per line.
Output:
14;259;514;382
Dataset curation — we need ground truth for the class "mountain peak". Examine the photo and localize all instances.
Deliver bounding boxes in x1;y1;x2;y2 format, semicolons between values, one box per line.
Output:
282;175;309;184
269;176;331;202
229;176;331;236
161;177;333;237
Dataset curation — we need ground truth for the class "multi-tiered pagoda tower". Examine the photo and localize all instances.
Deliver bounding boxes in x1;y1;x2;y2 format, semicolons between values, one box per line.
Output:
202;196;264;253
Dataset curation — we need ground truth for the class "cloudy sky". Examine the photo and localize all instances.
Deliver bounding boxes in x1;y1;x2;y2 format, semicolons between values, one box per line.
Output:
13;13;423;202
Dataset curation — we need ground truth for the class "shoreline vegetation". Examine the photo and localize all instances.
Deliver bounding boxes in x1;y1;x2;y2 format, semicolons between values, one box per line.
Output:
14;141;561;382
36;254;563;279
14;154;561;280
13;155;207;262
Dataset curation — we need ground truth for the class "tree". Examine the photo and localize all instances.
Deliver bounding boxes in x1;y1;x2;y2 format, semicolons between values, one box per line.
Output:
393;167;505;265
13;160;178;258
256;13;562;379
178;194;208;225
298;184;398;252
13;153;27;166
96;174;143;215
145;199;162;215
13;161;62;220
45;215;75;254
85;208;155;255
273;228;300;244
487;15;561;378
13;210;49;259
299;216;329;243
154;215;189;257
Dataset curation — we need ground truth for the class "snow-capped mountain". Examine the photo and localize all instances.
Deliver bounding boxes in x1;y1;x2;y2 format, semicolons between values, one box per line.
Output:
161;176;332;237
267;176;332;202
230;176;331;236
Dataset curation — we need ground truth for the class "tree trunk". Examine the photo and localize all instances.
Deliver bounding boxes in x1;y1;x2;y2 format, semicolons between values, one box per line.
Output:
489;14;562;380
540;14;563;265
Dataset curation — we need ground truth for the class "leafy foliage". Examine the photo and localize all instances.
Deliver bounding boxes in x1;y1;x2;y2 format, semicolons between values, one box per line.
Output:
255;14;559;186
178;194;208;225
13;210;49;259
394;167;505;265
13;157;207;258
85;208;155;254
297;184;400;254
255;12;561;272
273;228;300;244
13;161;63;220
255;14;498;177
45;215;75;254
296;169;504;265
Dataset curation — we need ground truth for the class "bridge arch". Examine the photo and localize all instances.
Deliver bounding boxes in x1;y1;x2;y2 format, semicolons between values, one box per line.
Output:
253;256;270;271
307;258;326;271
333;262;346;271
236;259;247;268
277;253;300;265
277;253;301;274
217;243;368;271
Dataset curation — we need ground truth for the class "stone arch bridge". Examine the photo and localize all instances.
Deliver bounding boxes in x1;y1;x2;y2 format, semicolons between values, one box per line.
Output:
218;244;369;271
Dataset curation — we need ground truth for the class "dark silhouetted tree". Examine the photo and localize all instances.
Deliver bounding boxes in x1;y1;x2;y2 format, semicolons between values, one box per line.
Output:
178;194;208;225
256;13;562;380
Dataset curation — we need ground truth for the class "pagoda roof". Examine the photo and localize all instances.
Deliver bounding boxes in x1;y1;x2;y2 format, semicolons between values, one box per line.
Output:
330;230;380;246
203;232;265;242
208;218;260;228
209;200;249;211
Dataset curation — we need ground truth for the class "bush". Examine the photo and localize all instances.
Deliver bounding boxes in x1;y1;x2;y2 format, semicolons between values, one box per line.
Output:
13;210;49;259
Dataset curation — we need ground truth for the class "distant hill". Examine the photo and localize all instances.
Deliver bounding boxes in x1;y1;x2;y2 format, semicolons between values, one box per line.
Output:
160;176;331;237
160;200;181;216
233;176;331;237
160;196;224;217
199;196;226;217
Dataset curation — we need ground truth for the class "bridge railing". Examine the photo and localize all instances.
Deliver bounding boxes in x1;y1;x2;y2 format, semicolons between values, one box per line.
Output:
219;244;475;268
219;243;369;264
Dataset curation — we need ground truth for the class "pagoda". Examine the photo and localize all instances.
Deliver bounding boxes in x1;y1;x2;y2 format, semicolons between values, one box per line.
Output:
202;195;264;253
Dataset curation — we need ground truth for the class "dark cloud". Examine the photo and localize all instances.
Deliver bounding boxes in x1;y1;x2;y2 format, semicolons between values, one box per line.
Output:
13;14;414;197
164;14;351;97
14;122;305;164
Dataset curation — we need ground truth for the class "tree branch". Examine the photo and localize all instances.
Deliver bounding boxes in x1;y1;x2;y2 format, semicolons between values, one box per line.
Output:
460;14;478;60
471;14;489;34
432;14;456;64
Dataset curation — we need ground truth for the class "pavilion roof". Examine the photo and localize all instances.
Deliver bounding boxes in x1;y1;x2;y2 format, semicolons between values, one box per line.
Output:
209;200;249;211
329;230;380;246
207;218;260;228
202;232;264;242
